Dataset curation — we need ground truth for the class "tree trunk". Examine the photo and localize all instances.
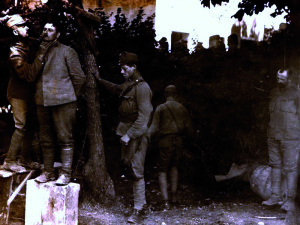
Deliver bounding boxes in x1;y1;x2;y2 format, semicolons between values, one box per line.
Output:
80;31;115;202
72;6;115;202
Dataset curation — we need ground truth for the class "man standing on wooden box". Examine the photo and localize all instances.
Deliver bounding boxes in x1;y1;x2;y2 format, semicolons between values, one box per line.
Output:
33;20;85;186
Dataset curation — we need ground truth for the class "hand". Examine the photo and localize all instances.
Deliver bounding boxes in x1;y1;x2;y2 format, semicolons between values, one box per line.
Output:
39;41;53;54
36;41;53;62
121;134;130;145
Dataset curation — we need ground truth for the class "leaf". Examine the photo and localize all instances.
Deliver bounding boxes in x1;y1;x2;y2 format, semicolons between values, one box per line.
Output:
232;9;244;20
201;0;211;8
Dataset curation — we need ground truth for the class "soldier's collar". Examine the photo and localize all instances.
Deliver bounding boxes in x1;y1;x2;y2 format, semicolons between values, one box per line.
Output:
127;76;143;83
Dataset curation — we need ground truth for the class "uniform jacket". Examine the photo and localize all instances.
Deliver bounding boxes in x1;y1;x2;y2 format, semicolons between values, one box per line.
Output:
148;99;193;139
268;84;300;140
99;74;153;139
35;42;85;106
7;41;43;100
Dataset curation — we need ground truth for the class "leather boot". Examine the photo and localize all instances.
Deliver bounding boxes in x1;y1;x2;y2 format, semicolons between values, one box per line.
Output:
56;145;73;186
127;209;143;224
35;146;55;183
5;129;24;162
262;168;283;206
3;129;26;173
281;172;298;211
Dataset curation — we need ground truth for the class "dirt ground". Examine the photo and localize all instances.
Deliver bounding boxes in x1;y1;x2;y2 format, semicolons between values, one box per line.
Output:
6;167;300;225
77;176;299;225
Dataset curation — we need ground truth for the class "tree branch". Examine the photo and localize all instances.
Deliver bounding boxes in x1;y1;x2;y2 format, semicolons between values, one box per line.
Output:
74;6;101;24
73;9;99;58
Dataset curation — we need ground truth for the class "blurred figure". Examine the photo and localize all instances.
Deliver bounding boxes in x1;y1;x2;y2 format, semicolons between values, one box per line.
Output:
148;85;193;209
227;34;239;53
158;37;169;55
262;69;300;212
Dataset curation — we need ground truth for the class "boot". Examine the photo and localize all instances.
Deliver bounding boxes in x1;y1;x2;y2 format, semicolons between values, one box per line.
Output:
34;146;55;183
18;132;40;169
128;209;143;224
162;200;170;210
3;129;26;173
2;161;26;173
262;168;283;206
281;172;298;211
5;129;24;161
56;145;73;186
34;171;56;183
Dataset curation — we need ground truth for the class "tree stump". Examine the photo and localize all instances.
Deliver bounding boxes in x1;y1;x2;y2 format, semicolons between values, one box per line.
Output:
25;180;80;225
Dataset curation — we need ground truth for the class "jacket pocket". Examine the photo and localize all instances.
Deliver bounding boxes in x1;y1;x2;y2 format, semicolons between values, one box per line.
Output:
121;96;136;114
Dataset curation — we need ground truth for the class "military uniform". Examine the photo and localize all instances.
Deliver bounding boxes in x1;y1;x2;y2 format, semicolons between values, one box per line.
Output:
263;83;300;211
4;27;50;172
99;75;153;210
148;100;193;171
148;85;193;208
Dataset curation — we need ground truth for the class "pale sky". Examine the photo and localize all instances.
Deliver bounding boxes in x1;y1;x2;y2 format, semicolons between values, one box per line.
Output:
155;0;287;50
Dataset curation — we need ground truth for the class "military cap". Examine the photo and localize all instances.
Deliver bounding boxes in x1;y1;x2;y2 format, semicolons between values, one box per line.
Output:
165;85;177;93
6;14;27;28
119;51;138;66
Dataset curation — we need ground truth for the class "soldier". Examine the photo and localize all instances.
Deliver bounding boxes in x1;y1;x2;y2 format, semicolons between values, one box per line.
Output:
262;69;300;212
93;52;153;224
148;85;193;209
0;14;52;172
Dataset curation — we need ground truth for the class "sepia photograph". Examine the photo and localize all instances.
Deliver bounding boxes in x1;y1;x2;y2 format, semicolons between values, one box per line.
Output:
0;0;299;224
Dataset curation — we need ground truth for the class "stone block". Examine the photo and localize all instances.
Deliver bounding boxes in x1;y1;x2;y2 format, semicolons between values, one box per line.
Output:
0;170;13;224
25;180;80;225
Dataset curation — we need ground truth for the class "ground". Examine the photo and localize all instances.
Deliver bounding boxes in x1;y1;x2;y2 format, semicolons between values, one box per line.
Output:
6;162;300;225
77;176;298;225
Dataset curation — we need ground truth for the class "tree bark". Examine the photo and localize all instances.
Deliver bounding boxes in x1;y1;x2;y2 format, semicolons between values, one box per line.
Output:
82;43;115;201
75;13;115;202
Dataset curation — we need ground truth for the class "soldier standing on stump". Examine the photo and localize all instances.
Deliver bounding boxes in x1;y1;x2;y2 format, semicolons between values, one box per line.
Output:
93;52;153;224
0;15;53;173
148;85;193;209
33;20;85;186
262;69;300;212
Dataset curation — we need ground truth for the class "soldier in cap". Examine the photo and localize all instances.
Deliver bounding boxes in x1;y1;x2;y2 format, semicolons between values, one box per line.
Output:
262;68;300;212
0;14;53;172
148;85;193;209
93;51;153;224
